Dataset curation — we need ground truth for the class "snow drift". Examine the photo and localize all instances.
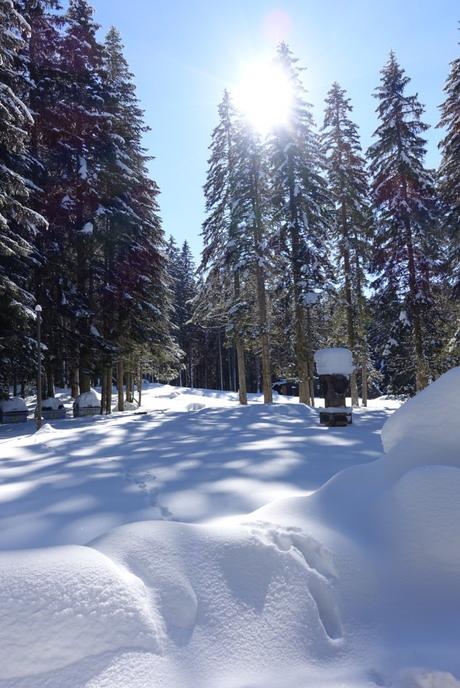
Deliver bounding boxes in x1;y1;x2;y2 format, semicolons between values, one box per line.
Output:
0;370;459;686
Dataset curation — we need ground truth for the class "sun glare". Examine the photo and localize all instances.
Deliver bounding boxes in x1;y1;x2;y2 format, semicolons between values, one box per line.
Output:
234;60;293;135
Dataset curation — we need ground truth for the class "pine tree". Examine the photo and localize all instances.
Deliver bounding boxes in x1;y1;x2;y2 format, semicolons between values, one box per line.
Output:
269;43;332;405
438;30;460;294
200;91;249;404
18;0;69;398
0;0;46;394
322;82;371;405
100;26;179;405
230;113;273;403
368;52;439;393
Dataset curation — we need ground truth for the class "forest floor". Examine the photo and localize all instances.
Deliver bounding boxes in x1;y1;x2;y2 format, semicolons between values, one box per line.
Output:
0;381;459;688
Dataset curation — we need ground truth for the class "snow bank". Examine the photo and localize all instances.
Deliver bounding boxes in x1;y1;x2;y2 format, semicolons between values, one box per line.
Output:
74;388;100;409
382;366;460;456
0;545;164;680
0;396;27;413
314;348;353;375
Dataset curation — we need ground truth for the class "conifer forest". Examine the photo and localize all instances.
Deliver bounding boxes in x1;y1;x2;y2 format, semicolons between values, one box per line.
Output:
1;0;459;407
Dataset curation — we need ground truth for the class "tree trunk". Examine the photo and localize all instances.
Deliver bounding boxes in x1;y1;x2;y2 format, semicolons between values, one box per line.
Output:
288;169;311;406
105;366;112;414
254;258;272;404
79;347;92;394
138;364;142;407
117;359;124;412
361;357;368;407
406;229;429;392
235;338;247;405
217;329;224;390
70;367;80;399
126;370;134;403
341;204;359;407
306;306;315;407
100;367;106;414
46;365;55;399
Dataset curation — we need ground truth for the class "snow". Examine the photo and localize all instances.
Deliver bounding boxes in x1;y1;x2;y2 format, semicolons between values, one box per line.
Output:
314;347;354;375
0;373;459;687
0;396;27;413
381;365;460;456
74;388;100;409
81;221;93;235
42;397;63;410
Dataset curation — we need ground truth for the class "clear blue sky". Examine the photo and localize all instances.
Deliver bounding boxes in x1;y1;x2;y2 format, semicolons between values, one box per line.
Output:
92;0;459;259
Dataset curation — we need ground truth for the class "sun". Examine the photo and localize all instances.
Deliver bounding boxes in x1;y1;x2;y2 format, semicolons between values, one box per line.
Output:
234;60;293;135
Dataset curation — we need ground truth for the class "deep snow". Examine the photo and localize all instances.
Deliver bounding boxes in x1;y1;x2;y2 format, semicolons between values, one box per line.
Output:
0;377;459;688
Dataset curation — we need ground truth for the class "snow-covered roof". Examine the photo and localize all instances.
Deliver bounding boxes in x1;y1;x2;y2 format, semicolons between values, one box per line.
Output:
314;347;353;375
0;397;27;413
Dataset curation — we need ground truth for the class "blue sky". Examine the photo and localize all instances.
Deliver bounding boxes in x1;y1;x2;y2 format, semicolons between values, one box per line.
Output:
92;0;459;258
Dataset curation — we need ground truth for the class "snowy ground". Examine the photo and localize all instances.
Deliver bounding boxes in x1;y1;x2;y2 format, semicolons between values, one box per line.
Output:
0;380;459;687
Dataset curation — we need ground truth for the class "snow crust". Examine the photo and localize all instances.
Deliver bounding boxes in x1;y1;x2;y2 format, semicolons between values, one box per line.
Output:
0;373;459;687
0;396;27;413
314;347;353;375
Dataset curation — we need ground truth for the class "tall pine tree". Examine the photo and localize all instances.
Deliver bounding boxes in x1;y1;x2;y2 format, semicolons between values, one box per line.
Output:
438;31;460;294
0;0;46;394
322;82;371;405
270;43;332;405
368;53;438;393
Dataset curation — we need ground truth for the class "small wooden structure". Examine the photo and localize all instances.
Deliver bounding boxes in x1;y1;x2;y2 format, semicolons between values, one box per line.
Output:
314;348;353;427
0;397;28;424
41;398;66;421
73;390;101;418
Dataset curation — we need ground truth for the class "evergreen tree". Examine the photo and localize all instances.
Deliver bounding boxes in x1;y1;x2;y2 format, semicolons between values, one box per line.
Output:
100;26;179;406
0;0;46;394
230;113;273;403
438;31;460;294
18;0;69;398
200;91;249;403
322;82;371;405
269;43;332;405
368;52;439;393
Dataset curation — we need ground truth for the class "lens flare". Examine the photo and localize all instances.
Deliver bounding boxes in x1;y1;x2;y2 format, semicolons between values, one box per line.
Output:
234;60;293;135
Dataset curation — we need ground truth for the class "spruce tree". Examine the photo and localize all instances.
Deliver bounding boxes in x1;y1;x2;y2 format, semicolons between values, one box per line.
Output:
438;32;460;294
368;52;438;393
100;27;179;403
0;0;46;394
200;91;249;404
230;113;273;403
269;43;332;405
322;82;371;405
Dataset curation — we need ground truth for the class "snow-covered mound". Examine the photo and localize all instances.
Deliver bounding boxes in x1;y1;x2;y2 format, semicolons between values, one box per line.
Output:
0;545;163;680
74;388;100;408
0;396;27;413
382;366;460;457
42;397;64;410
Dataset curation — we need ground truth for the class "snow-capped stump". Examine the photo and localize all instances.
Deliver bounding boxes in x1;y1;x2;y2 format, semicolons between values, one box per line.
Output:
73;389;101;418
0;397;28;424
314;348;353;427
40;397;66;420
